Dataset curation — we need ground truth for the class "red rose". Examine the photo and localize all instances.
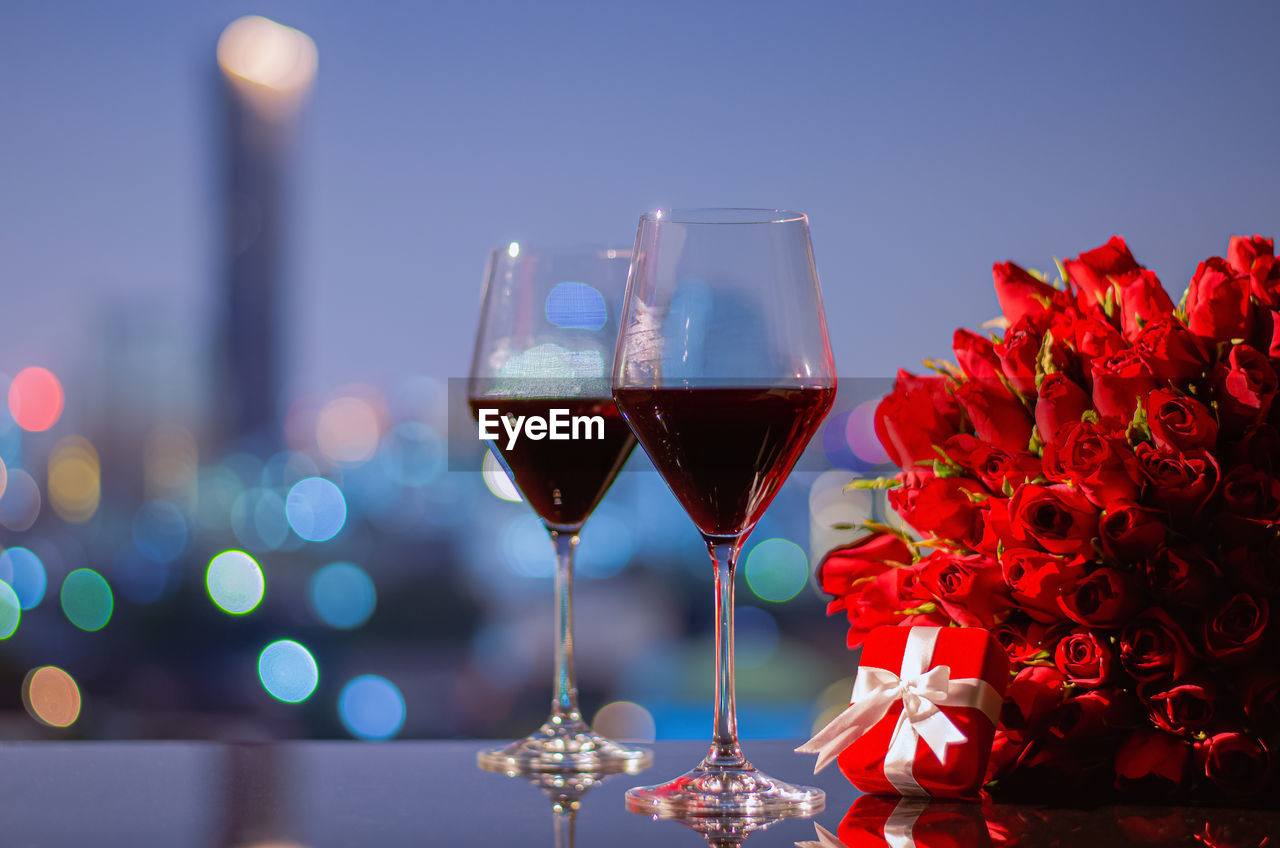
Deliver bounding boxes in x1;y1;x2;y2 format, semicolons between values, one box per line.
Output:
1228;234;1280;306
1099;501;1166;563
1120;608;1193;682
1186;256;1253;342
1213;344;1278;433
1234;424;1280;473
1000;547;1088;623
1202;593;1268;662
1063;235;1141;308
1034;373;1091;445
953;328;1007;387
1131;317;1208;386
1241;668;1280;727
992;618;1056;664
1067;313;1127;364
1114;730;1189;795
1227;233;1273;276
1197;732;1270;797
919;551;1010;627
1054;627;1116;688
1009;483;1100;558
1058;567;1142;627
1134;445;1220;518
1143;389;1217;453
952;377;1034;455
1000;665;1066;735
1143;545;1215;606
1115;269;1175;341
996;317;1041;396
1146;678;1216;735
874;370;964;468
1220;465;1280;522
887;469;984;542
992;261;1060;325
985;729;1033;784
1091;348;1156;422
943;434;1039;495
816;531;913;598
831;564;941;649
1042;419;1138;508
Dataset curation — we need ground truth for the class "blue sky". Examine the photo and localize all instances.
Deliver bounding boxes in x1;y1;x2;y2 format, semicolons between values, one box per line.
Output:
2;1;1279;398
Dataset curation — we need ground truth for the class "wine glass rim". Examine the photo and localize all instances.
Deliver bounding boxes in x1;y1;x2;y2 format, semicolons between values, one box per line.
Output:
489;243;632;260
640;208;807;225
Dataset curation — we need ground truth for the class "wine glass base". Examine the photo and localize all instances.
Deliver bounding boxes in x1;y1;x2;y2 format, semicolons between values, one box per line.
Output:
624;758;825;818
477;717;652;775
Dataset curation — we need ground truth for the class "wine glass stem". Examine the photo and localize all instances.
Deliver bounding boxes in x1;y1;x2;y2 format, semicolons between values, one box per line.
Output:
549;528;583;724
707;541;745;768
552;801;577;848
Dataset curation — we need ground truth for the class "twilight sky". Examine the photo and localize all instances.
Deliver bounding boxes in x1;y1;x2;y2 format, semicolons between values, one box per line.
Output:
2;0;1279;402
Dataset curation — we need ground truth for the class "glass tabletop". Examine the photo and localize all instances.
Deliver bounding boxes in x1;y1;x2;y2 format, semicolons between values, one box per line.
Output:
0;739;1272;846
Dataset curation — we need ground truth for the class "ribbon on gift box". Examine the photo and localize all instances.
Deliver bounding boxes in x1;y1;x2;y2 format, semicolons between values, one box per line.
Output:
799;798;930;848
797;627;1003;796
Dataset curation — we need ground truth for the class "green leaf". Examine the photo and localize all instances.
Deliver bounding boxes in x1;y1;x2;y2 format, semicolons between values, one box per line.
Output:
1034;329;1058;390
1027;427;1044;457
845;477;902;491
1127;400;1152;445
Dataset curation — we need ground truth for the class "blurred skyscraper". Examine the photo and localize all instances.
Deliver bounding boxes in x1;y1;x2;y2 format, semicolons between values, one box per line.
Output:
213;16;317;454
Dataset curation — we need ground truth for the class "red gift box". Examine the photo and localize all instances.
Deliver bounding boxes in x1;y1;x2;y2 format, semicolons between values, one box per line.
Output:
799;625;1009;799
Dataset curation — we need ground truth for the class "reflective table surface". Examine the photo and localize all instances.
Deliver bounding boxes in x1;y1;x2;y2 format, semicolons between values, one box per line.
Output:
0;739;1274;846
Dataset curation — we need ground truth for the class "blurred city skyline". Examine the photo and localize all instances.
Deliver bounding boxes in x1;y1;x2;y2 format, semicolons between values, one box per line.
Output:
4;1;1279;405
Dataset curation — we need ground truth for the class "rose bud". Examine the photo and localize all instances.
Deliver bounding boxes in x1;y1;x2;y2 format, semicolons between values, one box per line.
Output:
1100;502;1166;563
1229;234;1280;307
887;469;984;542
1143;545;1215;606
1120;608;1193;682
1131;317;1209;386
1145;678;1216;735
953;328;1008;387
1001;665;1066;735
1001;547;1089;623
1054;627;1116;688
919;551;1010;628
1058;567;1142;627
1212;344;1278;433
816;531;913;598
1144;389;1218;453
972;494;1013;556
1220;465;1280;522
1229;535;1280;595
943;434;1039;495
1042;420;1138;508
1241;668;1280;727
1114;730;1189;796
992;618;1057;664
1091;348;1157;423
992;261;1060;326
996;316;1042;395
1009;483;1100;558
1196;732;1270;797
1063;235;1142;308
1249;255;1280;309
1048;687;1138;743
1202;592;1269;663
1134;444;1220;519
1069;313;1128;364
1115;268;1175;341
985;728;1033;785
952;377;1034;455
874;369;964;468
1035;373;1091;445
831;563;944;649
1227;233;1274;277
1186;256;1253;342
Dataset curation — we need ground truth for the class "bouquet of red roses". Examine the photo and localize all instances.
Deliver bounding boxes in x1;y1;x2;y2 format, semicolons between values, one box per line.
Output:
819;235;1280;801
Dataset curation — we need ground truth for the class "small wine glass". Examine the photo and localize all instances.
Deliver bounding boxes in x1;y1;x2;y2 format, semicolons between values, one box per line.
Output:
470;243;651;774
613;209;836;816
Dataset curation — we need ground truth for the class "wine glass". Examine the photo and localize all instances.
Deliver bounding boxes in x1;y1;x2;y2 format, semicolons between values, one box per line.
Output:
469;243;652;774
612;209;836;816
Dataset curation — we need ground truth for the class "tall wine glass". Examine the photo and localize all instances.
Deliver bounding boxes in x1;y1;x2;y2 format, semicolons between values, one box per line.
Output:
470;244;651;774
613;210;836;815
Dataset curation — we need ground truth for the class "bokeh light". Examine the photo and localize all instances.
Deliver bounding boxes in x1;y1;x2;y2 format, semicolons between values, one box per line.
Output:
308;562;376;629
545;281;608;330
0;455;8;501
285;477;347;542
258;640;319;703
23;666;81;728
500;514;553;577
132;500;188;563
338;674;406;740
592;701;656;742
576;506;634;578
847;399;891;465
0;468;40;531
378;422;443;487
8;367;64;432
0;546;47;609
231;487;289;551
48;436;100;523
0;582;21;639
316;396;381;464
60;569;114;631
206;551;266;615
481;449;522;502
744;538;809;603
216;15;318;92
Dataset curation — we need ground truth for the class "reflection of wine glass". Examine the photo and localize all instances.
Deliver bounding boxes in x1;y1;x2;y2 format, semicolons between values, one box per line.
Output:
675;815;783;848
517;770;614;848
470;244;651;773
613;210;836;816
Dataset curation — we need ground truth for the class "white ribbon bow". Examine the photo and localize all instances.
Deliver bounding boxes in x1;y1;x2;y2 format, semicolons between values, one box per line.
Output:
796;627;1002;795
